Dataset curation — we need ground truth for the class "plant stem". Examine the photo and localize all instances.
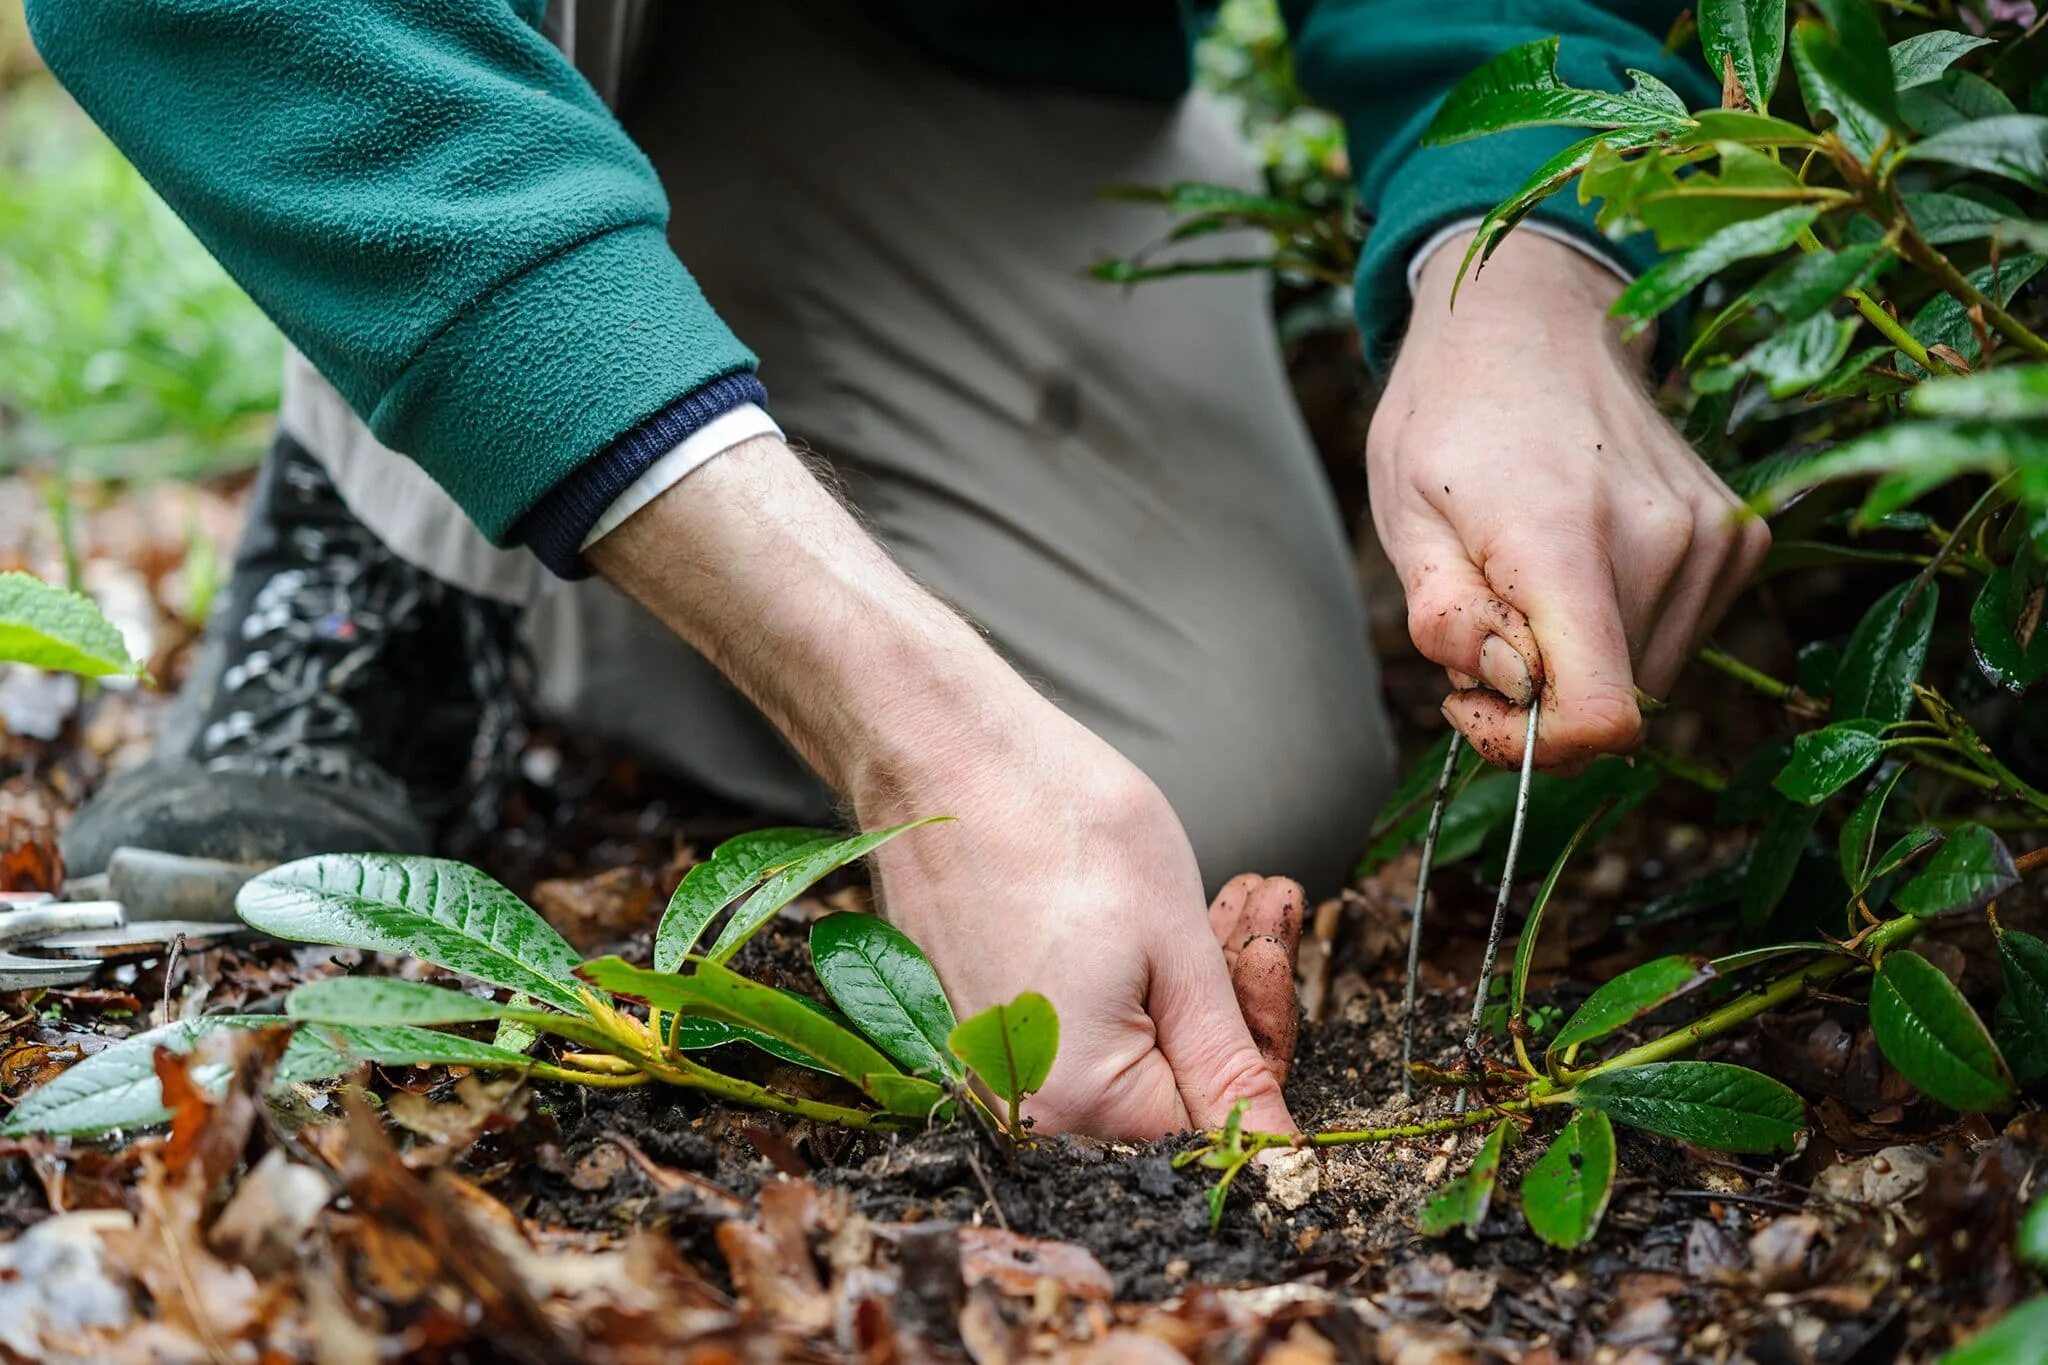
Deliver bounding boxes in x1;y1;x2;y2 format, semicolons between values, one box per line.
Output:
1697;646;1819;714
1899;227;2048;363
632;1052;896;1129
1308;1091;1575;1146
1794;224;1942;373
528;1062;653;1088
1558;914;1924;1083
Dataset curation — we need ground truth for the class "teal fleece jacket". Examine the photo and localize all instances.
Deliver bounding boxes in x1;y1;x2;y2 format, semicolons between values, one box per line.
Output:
26;1;1710;571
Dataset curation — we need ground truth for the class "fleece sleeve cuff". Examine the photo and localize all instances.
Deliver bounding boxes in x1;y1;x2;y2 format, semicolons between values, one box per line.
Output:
1354;126;1669;374
581;401;784;550
368;222;761;546
513;371;768;578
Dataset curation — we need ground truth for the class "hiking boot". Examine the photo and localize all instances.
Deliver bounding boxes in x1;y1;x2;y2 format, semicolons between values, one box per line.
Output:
63;434;524;875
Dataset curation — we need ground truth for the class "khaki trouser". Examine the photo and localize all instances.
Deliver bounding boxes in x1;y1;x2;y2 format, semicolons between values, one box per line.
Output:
282;1;1395;893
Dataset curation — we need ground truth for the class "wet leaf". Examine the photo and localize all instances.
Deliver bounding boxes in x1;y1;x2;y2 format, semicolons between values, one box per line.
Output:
1574;1061;1806;1153
237;854;588;1014
275;1022;541;1086
653;828;830;970
579;956;902;1088
1834;580;1939;724
1943;1295;2048;1365
810;912;960;1080
706;819;944;964
1741;800;1822;929
1997;928;2048;1046
1551;956;1717;1056
1792;20;1886;157
1869;825;1944;889
1423;39;1691;146
1611;206;1820;337
1903;191;2031;247
1840;765;1908;892
1892;824;2019;918
1970;562;2048;693
1908;256;2046;372
1907;114;2048;192
1416;1120;1516;1238
1903;70;2016;135
1774;720;1887;805
1805;0;1903;131
0;571;145;679
947;992;1058;1105
1700;0;1785;110
1869;950;2013;1111
1521;1109;1616;1249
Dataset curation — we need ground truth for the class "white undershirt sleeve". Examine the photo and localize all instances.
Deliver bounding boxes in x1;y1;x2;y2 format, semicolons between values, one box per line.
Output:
581;402;784;550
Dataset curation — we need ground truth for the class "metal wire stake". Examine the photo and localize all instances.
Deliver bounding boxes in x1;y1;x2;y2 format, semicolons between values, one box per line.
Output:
1401;732;1464;1097
1455;701;1541;1116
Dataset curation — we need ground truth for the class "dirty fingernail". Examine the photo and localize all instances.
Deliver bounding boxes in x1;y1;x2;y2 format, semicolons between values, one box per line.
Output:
1479;635;1535;706
1448;669;1482;690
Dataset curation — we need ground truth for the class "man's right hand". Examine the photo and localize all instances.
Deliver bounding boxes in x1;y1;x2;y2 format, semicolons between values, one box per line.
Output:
588;436;1300;1138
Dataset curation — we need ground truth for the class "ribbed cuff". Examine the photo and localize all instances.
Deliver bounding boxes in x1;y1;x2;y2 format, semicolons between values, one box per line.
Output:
514;370;766;578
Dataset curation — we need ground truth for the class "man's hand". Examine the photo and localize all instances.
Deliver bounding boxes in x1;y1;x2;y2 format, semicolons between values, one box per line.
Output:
1369;230;1770;770
589;437;1302;1138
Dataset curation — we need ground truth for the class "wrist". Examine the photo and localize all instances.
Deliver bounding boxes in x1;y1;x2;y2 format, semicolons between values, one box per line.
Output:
1404;228;1650;366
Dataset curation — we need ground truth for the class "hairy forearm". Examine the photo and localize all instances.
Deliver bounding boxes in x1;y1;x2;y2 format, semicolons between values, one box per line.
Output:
585;436;1038;798
1405;229;1649;366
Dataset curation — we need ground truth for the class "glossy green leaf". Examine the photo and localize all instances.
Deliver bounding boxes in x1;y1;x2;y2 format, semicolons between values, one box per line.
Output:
1416;1119;1517;1238
810;912;960;1079
1521;1110;1616;1250
1511;803;1613;1028
946;992;1059;1105
1792;21;1887;158
654;828;832;971
1834;580;1939;724
1971;562;2048;693
1424;39;1692;146
1686;109;1819;144
1709;941;1850;973
1741;799;1822;929
1910;364;2048;420
666;1008;834;1073
1551;956;1717;1055
1907;114;2048;192
0;571;144;678
1749;422;2035;518
1456;132;1664;296
237;855;588;1014
1700;0;1785;111
276;1022;542;1086
1889;32;1993;92
1773;720;1887;805
1573;1061;1806;1153
1611;206;1819;337
1869;950;2013;1110
1893;824;2020;918
1903;70;2018;135
1635;145;1813;252
1868;824;1944;891
1839;765;1907;892
1903;190;2029;246
1942;1296;2048;1365
706;819;944;964
1422;772;1521;870
1697;312;1857;400
1996;928;2048;1046
284;976;615;1050
579;956;902;1088
1691;243;1889;361
1908;256;2047;371
1808;0;1903;129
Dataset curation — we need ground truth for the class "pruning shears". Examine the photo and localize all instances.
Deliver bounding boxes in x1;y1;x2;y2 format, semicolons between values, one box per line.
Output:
0;848;265;991
1400;700;1542;1104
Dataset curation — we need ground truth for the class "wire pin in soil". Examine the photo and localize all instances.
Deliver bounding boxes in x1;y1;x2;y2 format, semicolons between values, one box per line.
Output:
1456;701;1540;1116
1401;732;1465;1097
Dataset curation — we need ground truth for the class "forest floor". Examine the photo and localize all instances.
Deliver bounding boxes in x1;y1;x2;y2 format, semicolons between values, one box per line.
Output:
0;475;2040;1363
